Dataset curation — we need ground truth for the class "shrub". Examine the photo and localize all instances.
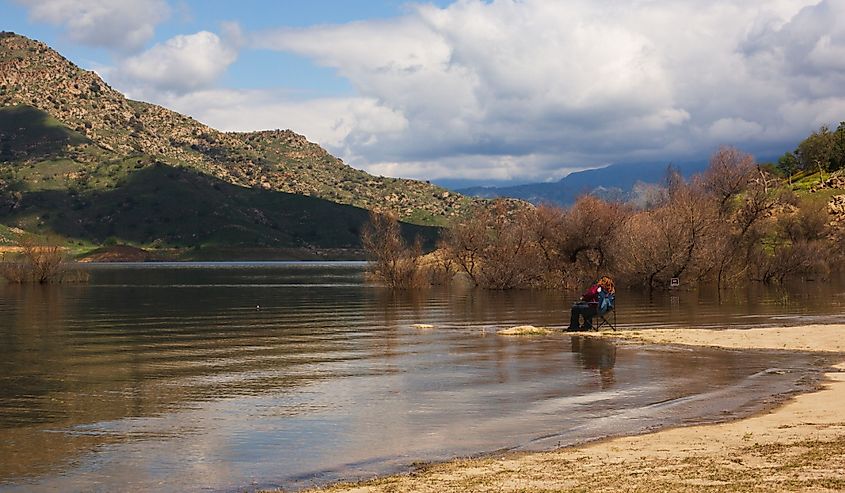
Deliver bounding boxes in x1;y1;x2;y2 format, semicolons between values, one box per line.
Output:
0;238;88;284
751;240;828;284
440;201;544;289
361;212;427;288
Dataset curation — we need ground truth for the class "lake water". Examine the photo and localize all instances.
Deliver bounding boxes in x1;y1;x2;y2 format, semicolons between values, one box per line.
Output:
0;263;843;492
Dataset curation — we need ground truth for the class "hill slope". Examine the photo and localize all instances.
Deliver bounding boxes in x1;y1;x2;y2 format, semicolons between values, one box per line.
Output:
0;105;437;257
0;32;474;257
0;31;474;227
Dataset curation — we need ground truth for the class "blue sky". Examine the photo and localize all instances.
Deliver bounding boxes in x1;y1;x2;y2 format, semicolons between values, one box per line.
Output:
3;1;844;186
3;1;441;95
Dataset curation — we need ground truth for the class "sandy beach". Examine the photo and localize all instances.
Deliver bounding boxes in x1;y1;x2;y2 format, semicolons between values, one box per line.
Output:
298;324;845;493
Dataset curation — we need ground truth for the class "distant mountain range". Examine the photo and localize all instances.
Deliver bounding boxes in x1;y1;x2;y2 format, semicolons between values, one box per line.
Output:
0;32;476;257
455;161;707;206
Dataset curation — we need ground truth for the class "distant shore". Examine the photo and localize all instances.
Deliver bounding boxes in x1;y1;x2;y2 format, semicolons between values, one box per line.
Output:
70;245;368;262
294;325;845;493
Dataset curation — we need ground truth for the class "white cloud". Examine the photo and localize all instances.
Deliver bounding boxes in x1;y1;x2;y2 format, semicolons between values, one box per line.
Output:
707;118;765;142
150;89;408;150
92;0;845;183
238;0;845;181
116;31;238;96
15;0;171;52
364;154;592;183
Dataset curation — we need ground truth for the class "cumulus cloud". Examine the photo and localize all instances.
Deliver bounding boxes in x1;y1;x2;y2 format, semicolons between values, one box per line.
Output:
157;88;407;146
233;0;844;181
115;31;239;96
15;0;171;52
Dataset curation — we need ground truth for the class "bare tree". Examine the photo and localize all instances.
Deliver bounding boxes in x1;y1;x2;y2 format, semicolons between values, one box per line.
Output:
361;212;425;288
617;180;716;289
703;146;756;214
524;204;573;288
752;240;828;284
705;154;789;288
439;207;489;286
558;195;629;278
0;236;86;283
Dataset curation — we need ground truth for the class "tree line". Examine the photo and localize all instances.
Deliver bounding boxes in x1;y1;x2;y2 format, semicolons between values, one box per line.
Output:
777;122;845;178
363;146;843;290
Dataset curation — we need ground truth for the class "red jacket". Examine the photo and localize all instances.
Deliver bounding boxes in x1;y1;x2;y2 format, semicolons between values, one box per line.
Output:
581;284;601;303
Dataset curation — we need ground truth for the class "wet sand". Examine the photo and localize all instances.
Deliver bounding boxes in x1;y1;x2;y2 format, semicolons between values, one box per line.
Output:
298;324;845;493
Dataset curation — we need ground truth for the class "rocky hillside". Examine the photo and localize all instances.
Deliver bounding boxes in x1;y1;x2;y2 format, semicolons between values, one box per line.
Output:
0;104;440;257
0;31;474;226
812;172;845;232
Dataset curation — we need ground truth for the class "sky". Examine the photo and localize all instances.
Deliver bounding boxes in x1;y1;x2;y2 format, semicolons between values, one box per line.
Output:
3;0;844;186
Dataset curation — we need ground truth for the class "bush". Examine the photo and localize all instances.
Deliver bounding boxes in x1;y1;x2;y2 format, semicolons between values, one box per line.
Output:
362;149;841;291
0;238;88;284
439;201;547;289
361;212;427;288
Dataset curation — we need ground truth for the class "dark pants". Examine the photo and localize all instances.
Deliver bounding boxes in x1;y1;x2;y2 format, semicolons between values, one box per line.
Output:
567;302;597;331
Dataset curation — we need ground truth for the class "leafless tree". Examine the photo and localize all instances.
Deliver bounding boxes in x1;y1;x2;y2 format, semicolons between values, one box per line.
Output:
0;236;86;283
361;212;426;288
617;179;716;289
703;146;757;215
751;240;828;284
557;195;629;279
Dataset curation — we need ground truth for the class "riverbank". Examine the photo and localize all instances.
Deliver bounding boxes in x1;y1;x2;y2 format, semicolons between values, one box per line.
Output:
297;324;845;493
73;245;367;262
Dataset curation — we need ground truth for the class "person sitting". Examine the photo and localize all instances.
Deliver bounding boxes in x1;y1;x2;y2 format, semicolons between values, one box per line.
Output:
566;276;615;332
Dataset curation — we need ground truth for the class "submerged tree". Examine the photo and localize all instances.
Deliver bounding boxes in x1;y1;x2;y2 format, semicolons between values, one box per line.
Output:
440;200;541;289
0;236;88;284
361;212;425;288
361;142;839;291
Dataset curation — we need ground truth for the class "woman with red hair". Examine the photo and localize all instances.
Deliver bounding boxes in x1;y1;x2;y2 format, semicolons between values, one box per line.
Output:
566;276;615;332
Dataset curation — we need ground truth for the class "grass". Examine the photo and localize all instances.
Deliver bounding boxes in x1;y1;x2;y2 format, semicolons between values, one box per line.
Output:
790;170;837;194
0;223;22;245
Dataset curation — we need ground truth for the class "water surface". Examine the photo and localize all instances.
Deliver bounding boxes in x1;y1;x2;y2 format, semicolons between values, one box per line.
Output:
0;263;842;492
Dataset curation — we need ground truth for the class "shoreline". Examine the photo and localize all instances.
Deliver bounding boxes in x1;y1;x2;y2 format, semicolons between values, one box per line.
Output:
294;324;845;493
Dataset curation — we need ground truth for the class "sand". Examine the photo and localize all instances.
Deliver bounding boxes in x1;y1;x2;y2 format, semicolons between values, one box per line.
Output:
498;325;554;335
298;324;845;493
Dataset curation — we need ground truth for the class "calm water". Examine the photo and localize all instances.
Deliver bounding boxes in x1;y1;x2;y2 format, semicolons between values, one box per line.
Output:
0;263;843;492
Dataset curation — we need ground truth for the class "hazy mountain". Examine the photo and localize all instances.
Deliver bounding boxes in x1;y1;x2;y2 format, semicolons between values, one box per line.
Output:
456;161;707;206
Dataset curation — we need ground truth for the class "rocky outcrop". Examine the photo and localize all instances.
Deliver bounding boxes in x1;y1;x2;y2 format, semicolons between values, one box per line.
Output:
828;194;845;229
0;31;488;225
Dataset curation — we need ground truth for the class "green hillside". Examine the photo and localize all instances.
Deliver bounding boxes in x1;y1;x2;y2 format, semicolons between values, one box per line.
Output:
6;162;434;249
0;31;477;229
0;105;437;257
0;32;458;257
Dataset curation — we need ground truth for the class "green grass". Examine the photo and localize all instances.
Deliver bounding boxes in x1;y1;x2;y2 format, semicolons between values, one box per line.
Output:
791;170;829;192
0;223;22;245
789;170;843;200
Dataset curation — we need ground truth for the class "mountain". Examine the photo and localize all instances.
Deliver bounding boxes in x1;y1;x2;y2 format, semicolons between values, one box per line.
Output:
0;32;474;257
456;161;707;206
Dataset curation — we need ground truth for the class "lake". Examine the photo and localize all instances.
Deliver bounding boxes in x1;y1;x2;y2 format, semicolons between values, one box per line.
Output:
1;263;843;492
